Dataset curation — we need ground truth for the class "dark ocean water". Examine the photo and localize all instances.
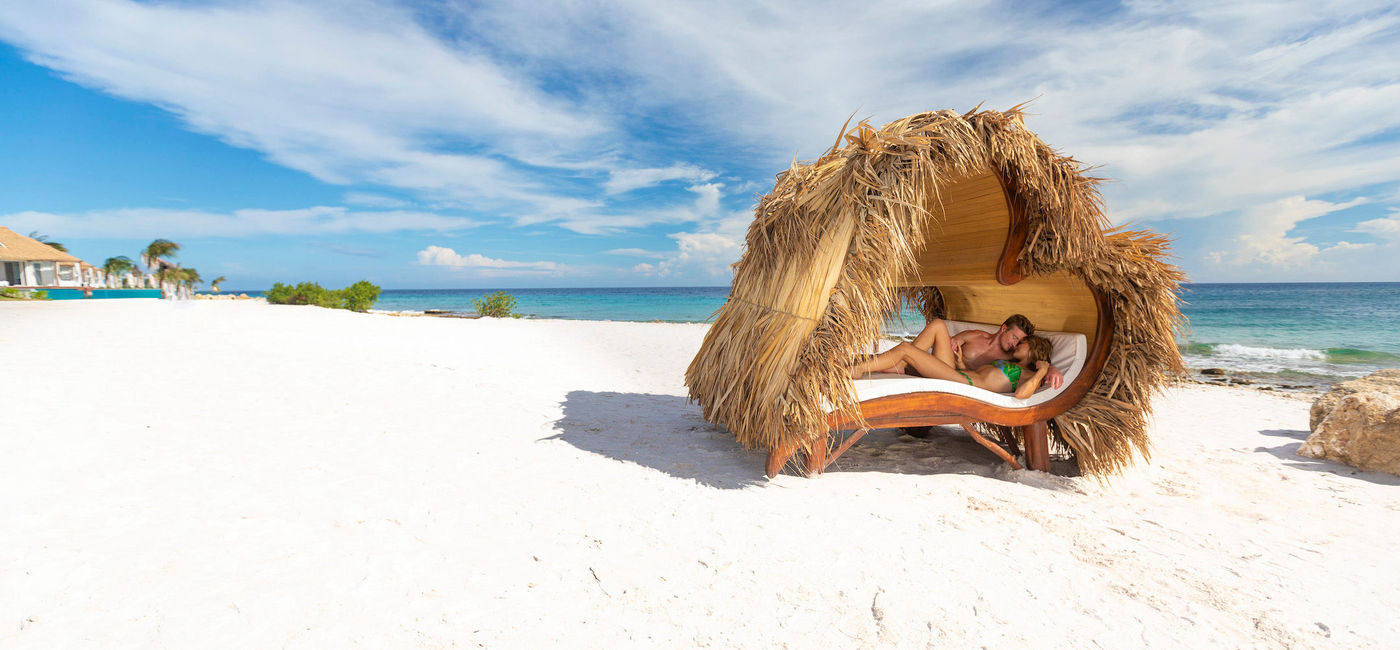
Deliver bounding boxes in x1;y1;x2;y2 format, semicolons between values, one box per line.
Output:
223;282;1400;384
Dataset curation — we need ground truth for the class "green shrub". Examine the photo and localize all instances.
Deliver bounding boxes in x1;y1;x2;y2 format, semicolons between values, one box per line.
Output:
264;282;294;304
473;291;518;318
0;288;47;300
265;280;380;311
342;280;381;312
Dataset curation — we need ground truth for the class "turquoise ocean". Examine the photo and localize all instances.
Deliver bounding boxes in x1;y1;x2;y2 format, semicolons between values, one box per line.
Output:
227;282;1400;386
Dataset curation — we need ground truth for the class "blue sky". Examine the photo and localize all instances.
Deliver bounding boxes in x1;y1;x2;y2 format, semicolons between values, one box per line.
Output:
1;0;1398;289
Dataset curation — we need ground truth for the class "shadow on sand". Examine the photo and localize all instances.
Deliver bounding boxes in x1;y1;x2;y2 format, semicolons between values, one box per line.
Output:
1255;428;1400;486
820;426;1081;484
546;391;1075;488
544;391;767;489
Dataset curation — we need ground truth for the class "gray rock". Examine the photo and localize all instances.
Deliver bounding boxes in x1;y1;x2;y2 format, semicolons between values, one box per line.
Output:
1201;368;1227;376
1299;392;1400;476
1310;369;1400;431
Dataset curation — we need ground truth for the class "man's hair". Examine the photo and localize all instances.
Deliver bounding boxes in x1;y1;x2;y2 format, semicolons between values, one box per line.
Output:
1003;313;1035;336
1023;335;1053;365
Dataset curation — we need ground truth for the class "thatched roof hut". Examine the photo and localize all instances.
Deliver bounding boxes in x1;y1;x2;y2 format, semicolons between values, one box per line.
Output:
0;226;82;264
685;106;1185;478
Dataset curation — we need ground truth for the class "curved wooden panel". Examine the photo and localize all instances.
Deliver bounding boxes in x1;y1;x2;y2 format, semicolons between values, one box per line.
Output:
899;168;1013;287
940;271;1100;341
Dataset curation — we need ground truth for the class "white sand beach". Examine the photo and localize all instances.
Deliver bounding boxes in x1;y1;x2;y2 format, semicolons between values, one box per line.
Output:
3;300;1398;648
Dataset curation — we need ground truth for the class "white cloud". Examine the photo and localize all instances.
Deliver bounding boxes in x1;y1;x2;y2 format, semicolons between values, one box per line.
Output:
634;208;751;279
416;245;564;274
0;0;606;216
533;181;732;235
1354;211;1400;241
1205;195;1368;269
459;0;1400;235
604;165;716;194
0;206;482;238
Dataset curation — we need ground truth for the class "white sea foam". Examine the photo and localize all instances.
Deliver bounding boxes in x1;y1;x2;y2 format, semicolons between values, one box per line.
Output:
1211;344;1326;361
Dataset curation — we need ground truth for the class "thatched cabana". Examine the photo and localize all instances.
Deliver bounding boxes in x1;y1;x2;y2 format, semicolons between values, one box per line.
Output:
685;106;1185;479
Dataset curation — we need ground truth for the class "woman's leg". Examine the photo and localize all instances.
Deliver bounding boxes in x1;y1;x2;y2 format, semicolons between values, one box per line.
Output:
892;343;976;384
909;319;957;368
849;342;916;378
851;342;969;384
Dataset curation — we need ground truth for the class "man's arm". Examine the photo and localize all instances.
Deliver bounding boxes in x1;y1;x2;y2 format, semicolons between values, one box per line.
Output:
951;330;987;357
1045;364;1064;389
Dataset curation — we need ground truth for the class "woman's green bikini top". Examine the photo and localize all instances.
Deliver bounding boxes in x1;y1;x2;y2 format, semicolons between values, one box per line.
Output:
992;359;1022;391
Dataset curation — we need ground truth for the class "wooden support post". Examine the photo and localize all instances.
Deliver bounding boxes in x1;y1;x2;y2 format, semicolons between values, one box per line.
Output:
1024;420;1051;472
765;441;797;478
803;439;828;476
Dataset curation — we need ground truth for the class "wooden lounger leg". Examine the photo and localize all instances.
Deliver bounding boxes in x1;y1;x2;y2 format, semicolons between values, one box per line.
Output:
803;438;827;476
1024;420;1051;472
803;428;869;476
765;441;797;478
959;423;1022;470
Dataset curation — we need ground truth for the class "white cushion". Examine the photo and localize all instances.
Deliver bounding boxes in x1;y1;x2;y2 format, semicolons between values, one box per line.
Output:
849;320;1087;409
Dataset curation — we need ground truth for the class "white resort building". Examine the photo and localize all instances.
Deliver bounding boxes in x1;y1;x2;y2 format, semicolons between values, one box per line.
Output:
0;226;153;291
0;226;88;288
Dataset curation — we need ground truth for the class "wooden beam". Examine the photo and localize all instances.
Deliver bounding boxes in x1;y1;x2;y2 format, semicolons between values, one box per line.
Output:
960;423;1022;470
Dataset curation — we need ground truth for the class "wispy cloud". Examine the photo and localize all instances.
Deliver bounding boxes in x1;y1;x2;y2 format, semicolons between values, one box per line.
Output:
1354;209;1400;241
603;164;716;194
605;248;668;259
0;0;610;219
312;242;386;258
343;192;409;209
1;206;483;238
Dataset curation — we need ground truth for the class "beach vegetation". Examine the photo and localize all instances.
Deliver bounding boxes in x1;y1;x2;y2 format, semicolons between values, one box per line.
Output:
210;276;227;293
266;280;381;312
141;239;180;283
342;280;381;312
102;256;135;279
176;267;202;291
0;288;48;300
473;291;519;318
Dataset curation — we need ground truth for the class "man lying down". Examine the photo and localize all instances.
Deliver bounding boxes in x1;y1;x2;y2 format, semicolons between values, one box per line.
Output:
847;314;1065;400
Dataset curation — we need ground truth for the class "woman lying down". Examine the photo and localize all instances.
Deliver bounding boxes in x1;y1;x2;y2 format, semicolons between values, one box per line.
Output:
848;318;1053;399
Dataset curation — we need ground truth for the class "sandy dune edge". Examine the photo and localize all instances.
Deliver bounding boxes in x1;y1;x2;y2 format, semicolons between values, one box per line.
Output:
2;300;1397;648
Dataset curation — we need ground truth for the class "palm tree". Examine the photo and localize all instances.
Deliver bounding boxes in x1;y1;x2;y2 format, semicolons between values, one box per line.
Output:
210;275;227;293
102;256;135;288
29;231;67;252
179;267;202;290
140;239;180;283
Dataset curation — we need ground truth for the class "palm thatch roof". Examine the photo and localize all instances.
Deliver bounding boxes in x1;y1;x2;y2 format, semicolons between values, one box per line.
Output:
685;106;1186;478
0;226;82;263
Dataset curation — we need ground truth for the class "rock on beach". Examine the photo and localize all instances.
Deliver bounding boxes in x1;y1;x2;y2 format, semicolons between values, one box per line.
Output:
1301;370;1400;476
